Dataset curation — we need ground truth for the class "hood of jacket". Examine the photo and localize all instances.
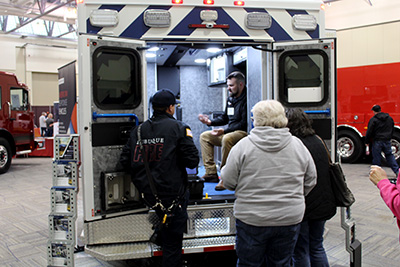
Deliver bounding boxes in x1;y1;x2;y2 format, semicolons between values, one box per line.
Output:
248;126;292;152
375;112;390;121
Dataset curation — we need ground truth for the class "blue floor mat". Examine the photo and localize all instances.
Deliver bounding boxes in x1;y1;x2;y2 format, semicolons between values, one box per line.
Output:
197;165;234;196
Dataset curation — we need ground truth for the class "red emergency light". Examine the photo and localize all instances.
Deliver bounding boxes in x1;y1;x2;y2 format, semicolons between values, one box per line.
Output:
76;0;84;4
234;0;245;6
172;0;183;4
204;0;214;4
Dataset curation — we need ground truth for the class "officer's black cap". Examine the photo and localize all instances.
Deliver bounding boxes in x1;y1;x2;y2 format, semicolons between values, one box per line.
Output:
151;89;178;107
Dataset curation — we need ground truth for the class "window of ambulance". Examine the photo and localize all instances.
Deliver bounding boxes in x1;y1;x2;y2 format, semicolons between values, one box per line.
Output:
93;47;141;110
279;50;328;107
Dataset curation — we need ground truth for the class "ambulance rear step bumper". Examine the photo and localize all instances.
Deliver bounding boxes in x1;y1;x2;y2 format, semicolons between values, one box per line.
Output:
85;235;236;261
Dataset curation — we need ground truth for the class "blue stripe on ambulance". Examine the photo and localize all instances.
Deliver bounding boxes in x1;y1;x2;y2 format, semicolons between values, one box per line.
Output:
287;9;319;39
121;5;171;39
86;5;126;34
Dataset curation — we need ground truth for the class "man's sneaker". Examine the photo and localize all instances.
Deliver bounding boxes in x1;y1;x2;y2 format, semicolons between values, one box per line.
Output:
201;173;219;183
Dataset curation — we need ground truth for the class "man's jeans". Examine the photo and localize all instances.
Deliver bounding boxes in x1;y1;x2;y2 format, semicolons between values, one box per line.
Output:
235;219;300;267
371;140;399;175
292;220;329;267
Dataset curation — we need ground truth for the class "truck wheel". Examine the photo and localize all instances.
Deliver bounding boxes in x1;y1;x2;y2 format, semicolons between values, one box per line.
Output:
390;132;400;164
0;137;12;174
337;130;363;163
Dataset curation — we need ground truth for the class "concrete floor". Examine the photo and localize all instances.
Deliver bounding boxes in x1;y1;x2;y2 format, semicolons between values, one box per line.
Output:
0;157;399;266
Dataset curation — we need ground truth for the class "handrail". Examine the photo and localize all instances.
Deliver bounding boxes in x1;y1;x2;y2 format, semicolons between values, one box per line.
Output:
92;112;139;125
304;108;330;116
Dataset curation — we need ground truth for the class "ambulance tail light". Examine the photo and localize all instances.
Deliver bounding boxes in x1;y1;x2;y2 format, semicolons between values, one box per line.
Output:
144;10;171;28
89;9;119;27
292;14;317;31
234;1;245;6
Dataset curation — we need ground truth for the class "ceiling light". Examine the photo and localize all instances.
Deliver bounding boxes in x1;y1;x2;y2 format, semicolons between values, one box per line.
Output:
148;47;160;52
207;47;221;53
195;59;206;64
146;53;156;58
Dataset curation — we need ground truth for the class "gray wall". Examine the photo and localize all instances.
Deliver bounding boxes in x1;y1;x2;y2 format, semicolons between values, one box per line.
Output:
180;66;224;154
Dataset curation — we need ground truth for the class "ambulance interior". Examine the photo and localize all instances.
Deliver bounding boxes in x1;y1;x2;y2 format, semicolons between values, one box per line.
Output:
145;43;254;202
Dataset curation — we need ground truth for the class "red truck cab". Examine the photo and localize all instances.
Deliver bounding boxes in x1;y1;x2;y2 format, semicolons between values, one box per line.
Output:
0;71;36;173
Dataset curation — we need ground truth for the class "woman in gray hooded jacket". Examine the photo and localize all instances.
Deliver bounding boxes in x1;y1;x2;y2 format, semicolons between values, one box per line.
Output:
221;100;317;267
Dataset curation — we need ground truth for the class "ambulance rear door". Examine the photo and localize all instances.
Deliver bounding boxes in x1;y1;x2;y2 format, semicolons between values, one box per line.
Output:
272;39;337;156
78;35;147;221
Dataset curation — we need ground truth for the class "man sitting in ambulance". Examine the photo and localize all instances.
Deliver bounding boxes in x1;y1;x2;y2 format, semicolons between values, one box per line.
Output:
198;71;247;190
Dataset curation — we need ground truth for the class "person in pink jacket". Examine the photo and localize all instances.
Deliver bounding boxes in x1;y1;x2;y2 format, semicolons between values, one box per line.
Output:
369;165;400;242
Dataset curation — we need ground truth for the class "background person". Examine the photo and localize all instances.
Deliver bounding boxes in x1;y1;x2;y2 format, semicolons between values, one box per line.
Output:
286;108;336;267
221;100;317;267
120;89;199;267
198;71;247;190
45;113;54;137
366;104;399;176
39;112;47;137
369;165;400;243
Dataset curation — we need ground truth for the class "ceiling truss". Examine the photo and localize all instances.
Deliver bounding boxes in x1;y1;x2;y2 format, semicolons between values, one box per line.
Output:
0;0;76;39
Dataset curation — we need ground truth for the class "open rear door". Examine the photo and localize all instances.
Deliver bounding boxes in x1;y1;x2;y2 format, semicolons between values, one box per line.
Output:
273;39;337;157
78;35;147;221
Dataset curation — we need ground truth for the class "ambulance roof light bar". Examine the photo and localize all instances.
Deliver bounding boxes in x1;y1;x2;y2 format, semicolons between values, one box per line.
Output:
292;14;317;31
246;12;272;30
89;9;119;27
204;0;214;4
172;0;183;4
144;10;171;28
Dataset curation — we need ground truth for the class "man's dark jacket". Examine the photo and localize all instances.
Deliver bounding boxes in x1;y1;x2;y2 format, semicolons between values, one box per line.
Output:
120;111;199;204
366;112;394;144
210;87;247;133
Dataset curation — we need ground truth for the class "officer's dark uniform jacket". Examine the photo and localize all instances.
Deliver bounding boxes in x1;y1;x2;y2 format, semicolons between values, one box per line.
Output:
365;112;394;144
210;87;247;133
120;111;199;205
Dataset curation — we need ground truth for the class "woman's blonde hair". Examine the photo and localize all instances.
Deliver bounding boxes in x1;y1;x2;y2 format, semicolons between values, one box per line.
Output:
251;100;288;128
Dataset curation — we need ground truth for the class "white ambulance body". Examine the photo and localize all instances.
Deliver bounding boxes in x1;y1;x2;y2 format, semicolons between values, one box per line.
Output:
77;0;337;261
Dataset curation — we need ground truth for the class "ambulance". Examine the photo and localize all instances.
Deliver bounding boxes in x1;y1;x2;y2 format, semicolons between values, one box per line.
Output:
76;0;342;262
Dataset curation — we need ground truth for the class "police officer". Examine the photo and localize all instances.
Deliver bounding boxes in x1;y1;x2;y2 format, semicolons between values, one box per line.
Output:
120;89;199;267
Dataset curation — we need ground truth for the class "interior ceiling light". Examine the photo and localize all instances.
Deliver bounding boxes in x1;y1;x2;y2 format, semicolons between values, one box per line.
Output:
146;53;156;58
195;58;206;64
148;47;160;52
207;47;221;53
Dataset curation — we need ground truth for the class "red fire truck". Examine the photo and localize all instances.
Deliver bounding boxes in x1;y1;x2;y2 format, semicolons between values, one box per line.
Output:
0;71;36;173
336;21;400;163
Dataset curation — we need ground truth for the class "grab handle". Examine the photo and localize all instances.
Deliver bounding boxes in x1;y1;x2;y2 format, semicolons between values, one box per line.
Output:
92;112;139;125
304;108;330;116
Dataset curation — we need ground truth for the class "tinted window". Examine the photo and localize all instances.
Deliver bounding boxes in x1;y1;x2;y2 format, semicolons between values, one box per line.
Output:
93;47;141;109
279;50;328;106
10;88;28;111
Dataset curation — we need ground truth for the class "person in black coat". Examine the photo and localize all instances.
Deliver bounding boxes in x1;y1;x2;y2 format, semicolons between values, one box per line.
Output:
286;108;336;267
120;89;199;267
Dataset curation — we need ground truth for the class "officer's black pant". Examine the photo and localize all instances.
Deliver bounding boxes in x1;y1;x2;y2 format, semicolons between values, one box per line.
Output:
159;191;189;267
